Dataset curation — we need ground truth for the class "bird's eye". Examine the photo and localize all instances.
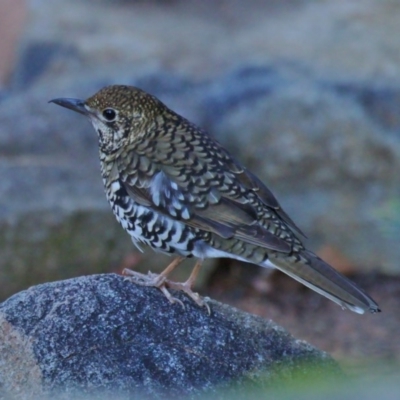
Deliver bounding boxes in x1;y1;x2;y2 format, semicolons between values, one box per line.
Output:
102;108;116;121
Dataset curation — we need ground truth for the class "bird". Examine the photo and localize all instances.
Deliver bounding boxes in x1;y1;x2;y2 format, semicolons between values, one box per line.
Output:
50;85;380;314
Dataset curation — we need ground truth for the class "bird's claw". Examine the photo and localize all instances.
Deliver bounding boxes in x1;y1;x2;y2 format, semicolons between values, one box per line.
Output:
122;267;210;313
158;284;185;309
123;268;186;309
166;278;211;315
123;268;165;286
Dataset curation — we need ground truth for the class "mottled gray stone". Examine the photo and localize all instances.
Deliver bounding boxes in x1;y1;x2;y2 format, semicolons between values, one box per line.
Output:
0;274;339;399
11;41;80;90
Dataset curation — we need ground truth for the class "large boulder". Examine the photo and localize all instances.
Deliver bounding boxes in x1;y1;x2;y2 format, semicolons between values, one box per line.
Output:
0;274;340;399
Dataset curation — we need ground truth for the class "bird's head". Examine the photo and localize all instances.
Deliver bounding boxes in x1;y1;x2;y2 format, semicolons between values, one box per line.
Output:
50;85;164;155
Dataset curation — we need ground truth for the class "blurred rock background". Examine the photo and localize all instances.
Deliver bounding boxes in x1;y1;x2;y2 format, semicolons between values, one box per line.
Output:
0;0;399;375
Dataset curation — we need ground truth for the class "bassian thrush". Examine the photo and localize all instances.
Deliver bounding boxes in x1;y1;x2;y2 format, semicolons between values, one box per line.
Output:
50;85;380;314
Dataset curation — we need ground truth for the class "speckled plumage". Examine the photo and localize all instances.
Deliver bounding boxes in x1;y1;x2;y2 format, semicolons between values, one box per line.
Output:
51;85;380;314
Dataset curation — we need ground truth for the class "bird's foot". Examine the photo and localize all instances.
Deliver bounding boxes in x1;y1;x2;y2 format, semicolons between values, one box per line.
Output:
166;258;209;313
122;257;209;313
123;268;185;308
165;278;210;315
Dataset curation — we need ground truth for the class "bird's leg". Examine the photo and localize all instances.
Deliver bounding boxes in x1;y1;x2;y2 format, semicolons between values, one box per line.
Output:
123;256;186;307
123;256;185;285
165;260;210;314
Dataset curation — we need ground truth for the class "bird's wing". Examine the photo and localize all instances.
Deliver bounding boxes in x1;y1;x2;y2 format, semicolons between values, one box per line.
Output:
117;126;301;253
234;166;306;238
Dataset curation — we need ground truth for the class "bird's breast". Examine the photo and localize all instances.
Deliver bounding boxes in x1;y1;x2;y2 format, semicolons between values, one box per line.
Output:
103;176;197;256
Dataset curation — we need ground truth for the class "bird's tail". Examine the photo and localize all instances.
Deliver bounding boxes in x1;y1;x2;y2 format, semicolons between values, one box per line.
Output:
265;250;380;314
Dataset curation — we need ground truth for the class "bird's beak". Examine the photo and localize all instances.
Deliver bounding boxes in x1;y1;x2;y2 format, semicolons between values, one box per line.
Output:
49;98;89;116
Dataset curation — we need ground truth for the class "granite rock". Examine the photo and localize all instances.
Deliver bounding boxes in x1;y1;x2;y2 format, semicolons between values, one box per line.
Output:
0;274;340;399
